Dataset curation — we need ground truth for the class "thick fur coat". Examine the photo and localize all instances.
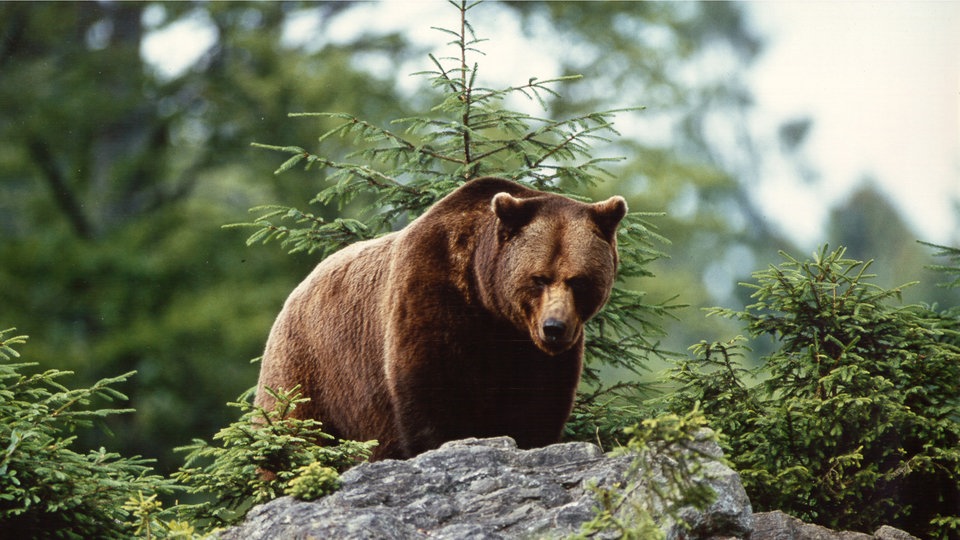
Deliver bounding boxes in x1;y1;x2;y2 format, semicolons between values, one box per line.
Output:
255;177;627;459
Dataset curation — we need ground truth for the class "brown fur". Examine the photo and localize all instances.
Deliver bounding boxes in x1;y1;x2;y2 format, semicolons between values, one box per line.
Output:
255;177;627;460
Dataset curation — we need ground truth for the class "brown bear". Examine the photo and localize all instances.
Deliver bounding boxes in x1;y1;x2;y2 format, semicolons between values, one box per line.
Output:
255;176;627;460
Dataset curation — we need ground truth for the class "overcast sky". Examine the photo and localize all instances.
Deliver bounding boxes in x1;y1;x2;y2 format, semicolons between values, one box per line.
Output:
142;1;960;248
747;1;959;247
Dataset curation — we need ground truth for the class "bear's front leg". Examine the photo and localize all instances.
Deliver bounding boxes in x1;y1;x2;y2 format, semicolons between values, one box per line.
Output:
383;342;459;457
381;269;487;457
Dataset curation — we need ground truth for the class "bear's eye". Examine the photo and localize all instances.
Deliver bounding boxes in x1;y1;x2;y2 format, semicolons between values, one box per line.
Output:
566;276;592;293
567;276;601;308
531;275;552;288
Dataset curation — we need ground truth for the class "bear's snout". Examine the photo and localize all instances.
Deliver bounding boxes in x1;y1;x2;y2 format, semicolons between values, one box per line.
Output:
531;284;580;354
535;313;578;354
542;318;567;342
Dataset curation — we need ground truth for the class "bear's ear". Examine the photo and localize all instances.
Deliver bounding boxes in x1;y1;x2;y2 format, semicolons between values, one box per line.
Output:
590;196;628;242
492;192;539;235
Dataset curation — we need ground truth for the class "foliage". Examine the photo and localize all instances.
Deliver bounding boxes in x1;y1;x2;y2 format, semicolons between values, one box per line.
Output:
663;246;960;538
173;387;375;530
0;327;178;539
571;407;718;540
0;326;369;537
284;462;342;501
121;491;199;540
924;242;960;302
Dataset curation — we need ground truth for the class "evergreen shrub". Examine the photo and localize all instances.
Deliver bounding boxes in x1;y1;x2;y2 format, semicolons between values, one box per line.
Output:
572;407;719;540
0;328;177;539
664;246;960;538
173;387;375;529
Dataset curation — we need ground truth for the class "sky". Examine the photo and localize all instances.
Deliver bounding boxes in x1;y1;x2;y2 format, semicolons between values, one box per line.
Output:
747;1;960;247
141;1;960;248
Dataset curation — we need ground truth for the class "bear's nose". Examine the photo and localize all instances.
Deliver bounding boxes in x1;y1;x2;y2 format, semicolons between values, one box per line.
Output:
542;318;567;342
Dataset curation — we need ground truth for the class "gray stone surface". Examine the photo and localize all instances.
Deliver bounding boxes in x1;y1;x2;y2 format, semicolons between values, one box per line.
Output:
219;435;752;539
218;436;919;540
872;525;920;540
751;511;919;540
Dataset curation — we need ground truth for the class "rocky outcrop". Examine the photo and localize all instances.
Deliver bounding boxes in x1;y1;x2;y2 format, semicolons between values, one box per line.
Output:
751;511;919;540
219;435;752;539
219;436;920;540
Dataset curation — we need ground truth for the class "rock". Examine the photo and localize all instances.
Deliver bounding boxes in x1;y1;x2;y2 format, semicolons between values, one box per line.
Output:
752;511;871;540
219;434;752;539
872;525;920;540
751;511;919;540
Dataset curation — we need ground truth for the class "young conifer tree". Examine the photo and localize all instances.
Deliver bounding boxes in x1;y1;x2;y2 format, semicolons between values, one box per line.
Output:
664;246;960;538
0;328;179;539
240;0;677;445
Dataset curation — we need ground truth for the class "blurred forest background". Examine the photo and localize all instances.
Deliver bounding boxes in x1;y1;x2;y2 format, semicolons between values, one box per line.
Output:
1;2;957;473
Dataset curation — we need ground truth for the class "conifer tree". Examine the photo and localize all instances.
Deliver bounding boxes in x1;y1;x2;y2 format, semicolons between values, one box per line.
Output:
664;246;960;538
0;328;178;538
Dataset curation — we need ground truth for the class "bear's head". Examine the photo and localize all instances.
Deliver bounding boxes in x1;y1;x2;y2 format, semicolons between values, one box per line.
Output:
482;191;628;355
